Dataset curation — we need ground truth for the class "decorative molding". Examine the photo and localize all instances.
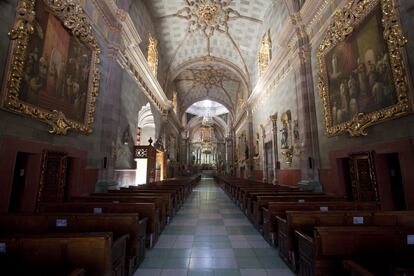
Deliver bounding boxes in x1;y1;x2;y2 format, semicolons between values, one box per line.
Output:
116;12;171;114
147;33;159;77
86;0;171;114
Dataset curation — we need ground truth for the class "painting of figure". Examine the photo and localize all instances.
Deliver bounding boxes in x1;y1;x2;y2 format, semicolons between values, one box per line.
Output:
19;1;92;123
325;7;396;126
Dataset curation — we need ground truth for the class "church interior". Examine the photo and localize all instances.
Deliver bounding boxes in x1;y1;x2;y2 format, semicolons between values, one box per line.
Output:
0;0;414;275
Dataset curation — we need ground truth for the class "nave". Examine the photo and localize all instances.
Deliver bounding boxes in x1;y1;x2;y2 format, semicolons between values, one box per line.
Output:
135;178;293;276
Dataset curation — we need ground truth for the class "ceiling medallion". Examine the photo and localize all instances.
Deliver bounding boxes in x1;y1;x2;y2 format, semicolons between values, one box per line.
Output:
191;65;225;89
197;3;219;25
176;0;239;37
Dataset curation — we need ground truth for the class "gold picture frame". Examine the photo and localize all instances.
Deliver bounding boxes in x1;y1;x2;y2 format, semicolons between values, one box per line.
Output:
317;0;411;137
1;0;100;135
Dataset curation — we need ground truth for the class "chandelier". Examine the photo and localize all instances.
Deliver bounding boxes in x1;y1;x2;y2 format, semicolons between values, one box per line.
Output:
202;114;213;127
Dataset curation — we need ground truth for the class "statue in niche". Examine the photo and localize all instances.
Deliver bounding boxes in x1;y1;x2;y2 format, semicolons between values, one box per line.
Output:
254;132;260;158
293;120;299;142
244;135;249;160
135;127;142;146
280;111;291;150
122;126;132;145
280;121;289;149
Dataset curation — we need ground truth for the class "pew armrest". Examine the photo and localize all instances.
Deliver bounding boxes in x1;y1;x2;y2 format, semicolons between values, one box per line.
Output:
343;260;375;276
112;234;129;273
68;268;86;276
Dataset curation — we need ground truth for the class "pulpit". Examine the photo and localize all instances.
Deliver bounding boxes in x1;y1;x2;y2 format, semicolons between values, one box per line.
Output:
134;144;166;185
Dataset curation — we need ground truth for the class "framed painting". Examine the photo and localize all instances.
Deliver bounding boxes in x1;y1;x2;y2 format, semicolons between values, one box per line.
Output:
318;0;412;137
1;0;100;135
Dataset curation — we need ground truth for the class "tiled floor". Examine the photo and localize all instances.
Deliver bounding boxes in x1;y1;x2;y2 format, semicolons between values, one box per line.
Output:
134;178;294;276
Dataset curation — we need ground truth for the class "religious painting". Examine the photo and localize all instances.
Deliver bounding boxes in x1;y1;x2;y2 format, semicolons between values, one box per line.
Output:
318;0;411;137
1;0;100;134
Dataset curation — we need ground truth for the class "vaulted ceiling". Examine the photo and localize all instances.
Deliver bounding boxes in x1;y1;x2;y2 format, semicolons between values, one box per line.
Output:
175;64;242;116
142;0;274;114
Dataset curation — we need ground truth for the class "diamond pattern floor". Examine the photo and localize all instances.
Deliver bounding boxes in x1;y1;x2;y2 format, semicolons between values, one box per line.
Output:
134;178;294;276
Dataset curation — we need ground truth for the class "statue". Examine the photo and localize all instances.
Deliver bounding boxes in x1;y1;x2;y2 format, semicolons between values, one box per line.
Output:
280;121;289;149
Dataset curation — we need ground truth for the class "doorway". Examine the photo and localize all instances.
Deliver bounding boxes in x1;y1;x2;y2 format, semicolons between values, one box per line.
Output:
386;153;406;210
348;152;379;202
37;151;68;205
8;152;29;212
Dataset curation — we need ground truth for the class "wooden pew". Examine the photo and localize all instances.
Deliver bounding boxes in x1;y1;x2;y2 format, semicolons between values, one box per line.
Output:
38;202;160;248
343;259;414;276
105;191;175;220
251;194;343;226
121;188;181;210
0;232;128;276
295;226;414;276
250;195;346;229
0;213;147;275
0;267;85;276
277;211;414;271
71;195;168;229
262;201;379;245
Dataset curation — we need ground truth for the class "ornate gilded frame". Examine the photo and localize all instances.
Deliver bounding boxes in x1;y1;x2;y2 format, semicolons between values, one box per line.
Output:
1;0;100;135
317;0;411;137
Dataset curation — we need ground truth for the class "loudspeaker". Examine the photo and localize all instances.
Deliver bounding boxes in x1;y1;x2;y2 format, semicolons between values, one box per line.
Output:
103;157;107;169
308;157;313;169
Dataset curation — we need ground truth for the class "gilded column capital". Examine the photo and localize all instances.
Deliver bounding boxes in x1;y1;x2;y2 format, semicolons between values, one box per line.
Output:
270;114;278;132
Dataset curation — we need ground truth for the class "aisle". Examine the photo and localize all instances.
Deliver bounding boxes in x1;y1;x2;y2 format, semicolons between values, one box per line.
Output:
134;178;294;276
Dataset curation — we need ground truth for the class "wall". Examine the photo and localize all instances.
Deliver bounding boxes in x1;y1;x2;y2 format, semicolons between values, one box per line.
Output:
252;71;301;184
0;0;165;209
308;0;414;190
114;71;162;169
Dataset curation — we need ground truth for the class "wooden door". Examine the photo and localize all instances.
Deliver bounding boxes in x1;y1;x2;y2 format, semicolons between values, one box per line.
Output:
37;151;68;205
348;152;379;202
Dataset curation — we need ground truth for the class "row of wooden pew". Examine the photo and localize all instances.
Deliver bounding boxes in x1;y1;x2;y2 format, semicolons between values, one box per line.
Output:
0;175;201;276
215;176;414;276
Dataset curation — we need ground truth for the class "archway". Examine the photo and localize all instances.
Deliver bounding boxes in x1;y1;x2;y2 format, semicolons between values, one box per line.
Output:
137;103;156;146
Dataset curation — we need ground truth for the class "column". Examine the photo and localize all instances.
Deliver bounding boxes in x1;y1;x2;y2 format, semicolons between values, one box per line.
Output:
247;109;255;178
270;114;278;185
260;124;267;183
294;34;321;185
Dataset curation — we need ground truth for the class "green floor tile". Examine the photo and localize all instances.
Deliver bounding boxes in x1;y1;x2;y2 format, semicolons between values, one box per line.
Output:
163;257;190;269
188;269;214;276
226;226;259;235
234;248;256;257
257;256;287;269
213;269;241;276
140;257;167;268
253;248;278;257
236;256;262;269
